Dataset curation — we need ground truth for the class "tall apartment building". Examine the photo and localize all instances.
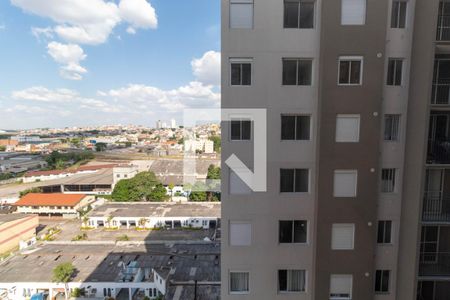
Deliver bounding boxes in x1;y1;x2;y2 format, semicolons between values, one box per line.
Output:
221;0;450;299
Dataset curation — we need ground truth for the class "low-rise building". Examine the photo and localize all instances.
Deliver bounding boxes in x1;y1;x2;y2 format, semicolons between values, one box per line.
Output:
87;202;220;229
112;164;139;186
14;193;94;217
0;214;38;254
0;243;220;300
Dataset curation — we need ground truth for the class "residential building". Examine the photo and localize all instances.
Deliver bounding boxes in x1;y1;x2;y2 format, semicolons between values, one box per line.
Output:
14;193;94;217
0;214;38;254
86;202;220;229
220;0;444;299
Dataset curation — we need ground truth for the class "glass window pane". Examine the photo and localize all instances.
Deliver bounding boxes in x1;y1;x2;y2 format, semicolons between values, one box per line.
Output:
231;121;241;140
387;59;395;85
377;221;385;243
280;169;295;192
395;60;403;85
293;220;307;243
399;2;407;28
300;2;314;28
231;63;241;85
375;271;382;291
283;60;298;85
295;169;309;192
279;221;293;243
391;2;399;28
339;61;350;84
241;120;251;140
385;221;392;243
241;63;251;85
298;60;312;85
278;270;288;291
296;116;310;140
281;116;296;140
350;60;361;84
381;271;390;292
284;1;299;28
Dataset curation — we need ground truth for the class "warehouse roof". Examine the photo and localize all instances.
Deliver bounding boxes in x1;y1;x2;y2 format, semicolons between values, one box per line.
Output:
14;193;87;207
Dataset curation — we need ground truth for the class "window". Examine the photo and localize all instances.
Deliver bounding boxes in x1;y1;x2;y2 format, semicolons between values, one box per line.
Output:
336;115;360;142
231;60;252;85
281;115;311;140
381;168;396;193
280;169;309;193
284;0;314;29
229;221;252;246
231;119;251;140
333;170;358;197
387;59;403;86
341;0;366;25
230;272;249;293
230;169;252;194
282;59;313;85
278;270;306;292
230;0;253;29
330;275;352;300
377;221;392;244
374;270;390;293
332;224;355;250
279;220;308;243
384;114;400;141
391;1;407;28
338;57;363;85
420;226;439;263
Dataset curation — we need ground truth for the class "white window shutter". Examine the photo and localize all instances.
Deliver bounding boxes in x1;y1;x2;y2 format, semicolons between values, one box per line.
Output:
341;0;366;25
333;170;358;197
230;221;252;246
230;2;253;29
332;224;355;250
336;115;360;142
330;274;353;297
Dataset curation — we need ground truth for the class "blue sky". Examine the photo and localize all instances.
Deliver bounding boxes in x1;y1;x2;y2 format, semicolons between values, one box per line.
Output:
0;0;220;129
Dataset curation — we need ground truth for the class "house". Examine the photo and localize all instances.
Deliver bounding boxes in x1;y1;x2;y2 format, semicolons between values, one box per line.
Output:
14;193;94;218
0;214;38;254
86;202;220;229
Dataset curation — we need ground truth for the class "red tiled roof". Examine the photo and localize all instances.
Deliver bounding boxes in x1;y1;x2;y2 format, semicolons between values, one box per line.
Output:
14;193;87;207
75;164;117;171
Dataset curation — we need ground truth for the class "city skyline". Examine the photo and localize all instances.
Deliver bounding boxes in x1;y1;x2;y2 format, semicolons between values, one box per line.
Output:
0;0;220;130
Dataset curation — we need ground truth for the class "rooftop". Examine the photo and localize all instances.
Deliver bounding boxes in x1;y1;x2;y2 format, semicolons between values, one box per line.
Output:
14;193;87;207
89;202;221;218
0;243;220;285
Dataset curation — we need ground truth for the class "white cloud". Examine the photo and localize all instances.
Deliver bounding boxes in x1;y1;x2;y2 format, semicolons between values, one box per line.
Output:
47;42;87;80
126;26;137;35
11;0;157;45
191;51;221;86
12;86;79;103
31;27;53;40
120;0;157;34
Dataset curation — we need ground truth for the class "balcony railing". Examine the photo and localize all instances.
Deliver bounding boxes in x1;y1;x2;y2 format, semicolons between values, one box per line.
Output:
419;252;450;277
423;191;450;222
437;15;450;41
432;83;450;105
427;140;450;164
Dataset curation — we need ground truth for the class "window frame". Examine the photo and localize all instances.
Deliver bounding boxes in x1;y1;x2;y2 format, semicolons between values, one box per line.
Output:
374;270;390;294
377;220;393;244
229;271;250;294
280;168;310;193
278;269;307;293
335;114;361;143
391;0;407;29
384;114;401;141
230;118;252;141
341;0;367;26
278;220;309;244
282;58;313;86
330;274;353;300
229;0;254;29
338;56;364;86
333;170;358;198
281;114;312;141
331;223;355;250
283;0;315;29
230;58;253;86
381;168;397;193
386;58;404;86
229;220;252;246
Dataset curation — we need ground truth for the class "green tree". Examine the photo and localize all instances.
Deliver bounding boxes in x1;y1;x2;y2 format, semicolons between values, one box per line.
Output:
208;135;221;152
55;159;66;170
52;262;75;299
95;142;107;152
206;165;221;180
111;171;160;201
189;182;207;202
0;145;6;152
19;187;43;197
149;184;169;201
168;183;175;201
